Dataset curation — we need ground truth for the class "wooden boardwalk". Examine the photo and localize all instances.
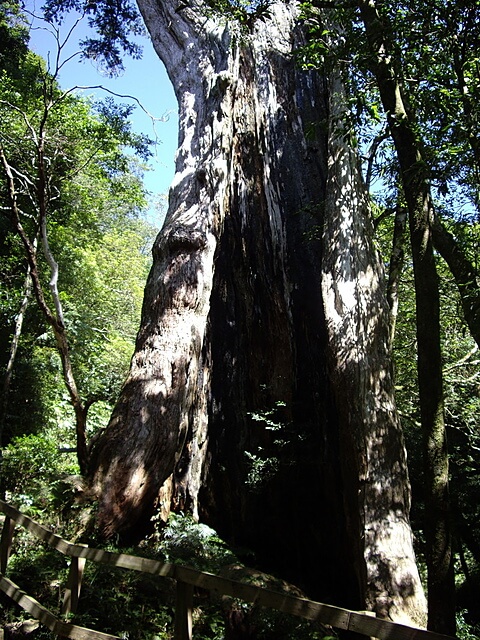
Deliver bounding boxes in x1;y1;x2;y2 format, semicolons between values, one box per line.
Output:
0;499;456;640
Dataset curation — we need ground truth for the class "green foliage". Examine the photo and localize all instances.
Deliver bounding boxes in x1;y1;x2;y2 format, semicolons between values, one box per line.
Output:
6;541;70;619
0;7;157;454
300;0;480;217
244;450;280;490
0;432;78;513
49;222;153;409
72;562;174;639
204;0;272;29
42;0;146;75
457;610;480;640
157;512;238;572
0;0;29;76
244;399;312;492
384;0;480;211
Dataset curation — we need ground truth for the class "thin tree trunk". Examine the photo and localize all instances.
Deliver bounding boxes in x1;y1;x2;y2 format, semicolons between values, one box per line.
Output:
356;0;455;633
0;144;88;474
386;205;407;350
0;257;33;446
87;0;426;623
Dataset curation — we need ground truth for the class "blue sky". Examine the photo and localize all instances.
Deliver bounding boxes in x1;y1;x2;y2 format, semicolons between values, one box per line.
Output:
25;3;178;223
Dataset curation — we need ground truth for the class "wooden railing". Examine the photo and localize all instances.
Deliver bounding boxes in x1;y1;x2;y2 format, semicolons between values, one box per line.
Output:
0;499;456;640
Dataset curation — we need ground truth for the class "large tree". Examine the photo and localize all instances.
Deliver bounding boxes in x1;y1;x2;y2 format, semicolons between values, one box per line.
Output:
45;0;428;624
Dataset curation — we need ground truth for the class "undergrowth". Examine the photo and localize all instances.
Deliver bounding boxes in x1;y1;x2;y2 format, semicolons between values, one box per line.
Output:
0;497;331;640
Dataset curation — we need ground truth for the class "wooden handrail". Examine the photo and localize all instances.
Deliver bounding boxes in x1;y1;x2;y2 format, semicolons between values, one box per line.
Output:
0;574;118;640
0;499;176;576
0;499;457;640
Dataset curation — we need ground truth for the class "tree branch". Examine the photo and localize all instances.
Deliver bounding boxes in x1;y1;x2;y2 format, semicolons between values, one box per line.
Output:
432;215;480;350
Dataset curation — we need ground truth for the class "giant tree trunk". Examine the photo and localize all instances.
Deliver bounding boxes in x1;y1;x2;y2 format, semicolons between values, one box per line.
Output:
87;0;426;624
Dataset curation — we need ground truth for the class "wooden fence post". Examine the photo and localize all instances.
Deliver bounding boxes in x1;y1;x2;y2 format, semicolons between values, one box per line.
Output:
360;609;378;640
0;516;15;574
174;581;193;640
61;554;87;617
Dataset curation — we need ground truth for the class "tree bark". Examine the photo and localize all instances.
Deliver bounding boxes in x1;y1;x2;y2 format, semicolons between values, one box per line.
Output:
356;0;455;633
87;0;426;624
321;75;426;626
